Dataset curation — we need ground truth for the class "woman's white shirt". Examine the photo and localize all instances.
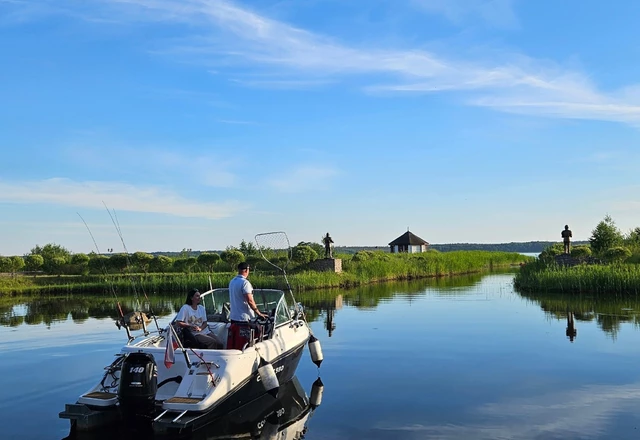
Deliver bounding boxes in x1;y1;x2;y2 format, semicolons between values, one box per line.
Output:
176;304;210;335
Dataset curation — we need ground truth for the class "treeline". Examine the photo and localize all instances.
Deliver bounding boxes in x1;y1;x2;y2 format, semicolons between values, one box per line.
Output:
0;240;328;277
430;241;587;253
333;241;588;255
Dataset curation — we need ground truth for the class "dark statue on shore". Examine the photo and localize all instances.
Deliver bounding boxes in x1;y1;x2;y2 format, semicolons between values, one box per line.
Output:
322;233;334;259
561;225;572;254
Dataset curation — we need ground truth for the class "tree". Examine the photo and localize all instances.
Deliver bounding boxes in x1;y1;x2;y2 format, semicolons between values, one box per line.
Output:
292;245;318;265
71;253;90;265
24;254;44;272
220;249;245;270
197;253;221;273
246;255;264;271
31;243;71;273
108;253;129;273
49;256;66;275
150;255;173;273
132;252;154;273
69;253;90;275
9;256;25;274
589;215;623;255
239;240;258;256
297;241;324;258
185;257;198;273
0;257;11;273
173;257;197;274
626;227;640;248
88;255;109;274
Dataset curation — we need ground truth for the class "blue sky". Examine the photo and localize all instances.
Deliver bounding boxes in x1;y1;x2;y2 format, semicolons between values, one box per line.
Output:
1;0;639;256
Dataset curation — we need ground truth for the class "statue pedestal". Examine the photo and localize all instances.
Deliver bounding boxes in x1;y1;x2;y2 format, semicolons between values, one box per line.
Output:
310;258;342;273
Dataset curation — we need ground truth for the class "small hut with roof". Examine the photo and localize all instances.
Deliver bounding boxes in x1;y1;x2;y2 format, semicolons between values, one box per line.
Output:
388;230;429;254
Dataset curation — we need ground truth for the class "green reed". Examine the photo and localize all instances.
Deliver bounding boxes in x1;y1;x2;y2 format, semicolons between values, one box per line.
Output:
1;251;532;296
515;260;640;296
343;250;528;281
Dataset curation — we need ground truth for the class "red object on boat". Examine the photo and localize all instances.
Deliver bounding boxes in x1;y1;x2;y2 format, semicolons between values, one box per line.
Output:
227;323;258;350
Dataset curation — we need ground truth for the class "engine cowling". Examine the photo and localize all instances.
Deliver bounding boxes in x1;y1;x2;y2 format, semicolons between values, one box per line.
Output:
118;352;158;417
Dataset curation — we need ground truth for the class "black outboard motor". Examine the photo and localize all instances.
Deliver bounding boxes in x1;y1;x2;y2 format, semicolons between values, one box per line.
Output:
118;353;158;420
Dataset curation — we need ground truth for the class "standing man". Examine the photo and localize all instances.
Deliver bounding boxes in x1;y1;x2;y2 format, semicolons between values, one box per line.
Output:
228;262;266;349
322;232;334;259
561;225;573;254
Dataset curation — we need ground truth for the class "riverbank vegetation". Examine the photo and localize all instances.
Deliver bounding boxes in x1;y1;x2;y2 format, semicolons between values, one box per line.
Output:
0;271;508;328
0;239;531;295
515;216;640;295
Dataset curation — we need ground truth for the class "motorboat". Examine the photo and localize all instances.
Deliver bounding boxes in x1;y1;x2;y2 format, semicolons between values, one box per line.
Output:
63;374;323;440
60;287;323;436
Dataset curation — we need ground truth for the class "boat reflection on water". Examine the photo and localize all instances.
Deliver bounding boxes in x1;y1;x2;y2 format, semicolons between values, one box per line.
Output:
63;375;323;440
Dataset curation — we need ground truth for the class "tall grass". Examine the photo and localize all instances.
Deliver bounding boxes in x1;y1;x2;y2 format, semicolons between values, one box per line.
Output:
1;251;532;296
515;260;640;296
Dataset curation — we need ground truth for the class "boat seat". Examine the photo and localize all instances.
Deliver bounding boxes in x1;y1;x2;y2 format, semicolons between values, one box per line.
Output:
208;322;229;349
172;321;229;350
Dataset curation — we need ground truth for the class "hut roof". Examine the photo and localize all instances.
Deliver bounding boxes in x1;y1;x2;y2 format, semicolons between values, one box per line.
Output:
388;231;429;246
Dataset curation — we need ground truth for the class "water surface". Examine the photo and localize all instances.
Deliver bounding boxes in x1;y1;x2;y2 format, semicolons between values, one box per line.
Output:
2;272;640;439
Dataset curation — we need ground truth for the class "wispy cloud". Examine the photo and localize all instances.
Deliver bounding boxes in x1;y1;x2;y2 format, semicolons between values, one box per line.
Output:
64;142;239;188
266;165;338;193
0;178;247;219
229;77;334;90
411;0;519;28
11;0;640;126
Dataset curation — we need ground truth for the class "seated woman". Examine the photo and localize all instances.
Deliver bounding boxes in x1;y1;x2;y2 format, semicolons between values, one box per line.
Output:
175;288;222;349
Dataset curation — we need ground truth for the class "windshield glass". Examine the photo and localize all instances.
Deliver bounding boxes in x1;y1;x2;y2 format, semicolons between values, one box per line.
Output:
201;288;289;324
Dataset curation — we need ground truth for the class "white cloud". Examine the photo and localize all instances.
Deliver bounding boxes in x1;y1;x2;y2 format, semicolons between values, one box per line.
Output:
11;0;640;125
0;178;247;219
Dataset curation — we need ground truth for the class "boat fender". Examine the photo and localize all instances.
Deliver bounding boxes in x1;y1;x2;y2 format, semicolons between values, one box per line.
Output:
310;377;324;409
308;335;324;367
258;358;279;398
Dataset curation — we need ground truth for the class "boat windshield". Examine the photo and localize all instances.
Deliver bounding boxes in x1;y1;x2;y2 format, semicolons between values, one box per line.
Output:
201;288;292;326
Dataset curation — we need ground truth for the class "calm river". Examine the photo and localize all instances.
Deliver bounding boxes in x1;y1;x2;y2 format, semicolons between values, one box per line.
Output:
3;271;640;439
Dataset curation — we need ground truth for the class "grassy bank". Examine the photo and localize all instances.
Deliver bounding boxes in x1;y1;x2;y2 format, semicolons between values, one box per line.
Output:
0;250;532;296
514;260;640;296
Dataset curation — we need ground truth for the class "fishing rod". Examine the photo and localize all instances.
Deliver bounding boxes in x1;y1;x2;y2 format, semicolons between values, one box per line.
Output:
254;232;305;322
255;231;324;368
77;213;134;343
104;203;161;335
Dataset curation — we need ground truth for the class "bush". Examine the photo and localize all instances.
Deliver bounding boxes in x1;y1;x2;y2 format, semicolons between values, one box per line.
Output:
602;246;632;263
539;243;564;263
291;245;318;265
571;246;592;258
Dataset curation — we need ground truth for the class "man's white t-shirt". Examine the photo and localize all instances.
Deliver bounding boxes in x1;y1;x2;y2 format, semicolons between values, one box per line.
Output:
176;304;211;336
229;274;255;322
